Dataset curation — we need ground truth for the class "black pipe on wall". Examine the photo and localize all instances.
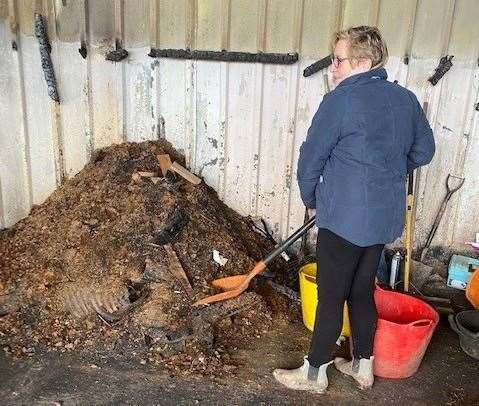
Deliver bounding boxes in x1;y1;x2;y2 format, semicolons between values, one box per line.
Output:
148;48;298;65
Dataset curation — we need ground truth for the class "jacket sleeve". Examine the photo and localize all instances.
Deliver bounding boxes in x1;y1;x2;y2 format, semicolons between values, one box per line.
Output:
297;92;345;209
407;97;435;173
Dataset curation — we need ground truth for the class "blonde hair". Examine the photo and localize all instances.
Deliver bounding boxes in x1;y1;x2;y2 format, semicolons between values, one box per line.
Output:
332;26;388;69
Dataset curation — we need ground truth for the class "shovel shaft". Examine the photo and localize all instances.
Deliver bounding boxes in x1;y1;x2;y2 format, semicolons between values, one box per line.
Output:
421;174;465;260
263;216;316;265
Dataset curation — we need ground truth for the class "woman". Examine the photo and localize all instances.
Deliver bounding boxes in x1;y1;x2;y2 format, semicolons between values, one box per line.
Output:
274;26;435;393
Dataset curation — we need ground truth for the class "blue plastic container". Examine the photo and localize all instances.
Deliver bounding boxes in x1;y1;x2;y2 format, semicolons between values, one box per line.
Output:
447;255;479;290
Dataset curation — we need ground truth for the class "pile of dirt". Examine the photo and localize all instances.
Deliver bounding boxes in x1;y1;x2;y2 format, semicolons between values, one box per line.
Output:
0;140;301;375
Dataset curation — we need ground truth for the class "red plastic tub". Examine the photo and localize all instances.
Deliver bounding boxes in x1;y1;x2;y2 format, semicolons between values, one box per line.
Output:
373;286;439;378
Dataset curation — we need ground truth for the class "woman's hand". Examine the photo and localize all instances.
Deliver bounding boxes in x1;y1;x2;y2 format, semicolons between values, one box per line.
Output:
308;208;316;218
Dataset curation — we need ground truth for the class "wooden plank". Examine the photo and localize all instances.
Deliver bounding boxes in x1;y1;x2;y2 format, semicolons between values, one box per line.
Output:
164;244;193;297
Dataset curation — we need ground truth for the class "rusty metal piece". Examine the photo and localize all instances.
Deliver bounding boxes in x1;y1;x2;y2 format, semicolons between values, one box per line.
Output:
63;282;148;322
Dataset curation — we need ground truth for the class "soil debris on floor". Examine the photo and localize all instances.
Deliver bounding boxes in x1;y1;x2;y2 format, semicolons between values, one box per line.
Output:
0;140;300;376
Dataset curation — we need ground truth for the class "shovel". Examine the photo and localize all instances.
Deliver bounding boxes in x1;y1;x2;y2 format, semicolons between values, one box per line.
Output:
420;174;465;262
194;216;316;306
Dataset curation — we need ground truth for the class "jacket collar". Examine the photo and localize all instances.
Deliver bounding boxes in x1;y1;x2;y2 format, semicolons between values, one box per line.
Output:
335;67;388;89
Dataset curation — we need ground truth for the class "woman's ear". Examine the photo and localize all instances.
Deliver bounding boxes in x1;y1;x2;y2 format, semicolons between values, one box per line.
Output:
359;58;373;70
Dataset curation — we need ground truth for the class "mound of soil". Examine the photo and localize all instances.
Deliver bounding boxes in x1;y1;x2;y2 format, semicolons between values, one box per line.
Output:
0;140;301;375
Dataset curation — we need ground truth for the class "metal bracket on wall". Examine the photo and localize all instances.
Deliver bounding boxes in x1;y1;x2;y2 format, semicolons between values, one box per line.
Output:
428;55;454;86
147;48;298;65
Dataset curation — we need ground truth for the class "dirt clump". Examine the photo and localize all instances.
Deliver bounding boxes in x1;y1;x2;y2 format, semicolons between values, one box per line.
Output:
0;140;299;375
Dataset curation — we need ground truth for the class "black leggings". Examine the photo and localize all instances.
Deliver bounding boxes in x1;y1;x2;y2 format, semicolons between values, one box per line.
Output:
308;228;384;367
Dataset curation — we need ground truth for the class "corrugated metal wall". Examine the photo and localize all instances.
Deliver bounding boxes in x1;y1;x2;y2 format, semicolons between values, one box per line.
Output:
1;0;478;251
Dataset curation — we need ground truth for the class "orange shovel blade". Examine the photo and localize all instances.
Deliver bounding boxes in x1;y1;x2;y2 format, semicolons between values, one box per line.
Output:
194;261;267;306
194;287;245;306
212;274;248;291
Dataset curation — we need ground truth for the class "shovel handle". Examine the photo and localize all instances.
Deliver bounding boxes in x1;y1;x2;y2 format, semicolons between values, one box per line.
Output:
422;175;465;259
446;174;465;195
263;216;316;265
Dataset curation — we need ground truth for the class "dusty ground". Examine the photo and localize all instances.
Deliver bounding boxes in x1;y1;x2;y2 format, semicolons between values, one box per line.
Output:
0;318;478;405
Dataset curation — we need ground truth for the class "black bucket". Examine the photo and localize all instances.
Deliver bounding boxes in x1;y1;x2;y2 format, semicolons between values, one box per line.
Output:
449;310;479;360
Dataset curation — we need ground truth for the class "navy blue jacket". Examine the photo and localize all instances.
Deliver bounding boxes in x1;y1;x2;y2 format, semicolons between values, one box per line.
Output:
297;68;435;246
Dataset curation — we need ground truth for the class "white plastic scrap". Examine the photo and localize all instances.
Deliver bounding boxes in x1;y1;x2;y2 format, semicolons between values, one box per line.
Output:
213;250;228;266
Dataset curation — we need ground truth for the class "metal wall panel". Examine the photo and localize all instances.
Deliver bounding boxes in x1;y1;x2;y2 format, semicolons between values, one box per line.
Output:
1;0;479;252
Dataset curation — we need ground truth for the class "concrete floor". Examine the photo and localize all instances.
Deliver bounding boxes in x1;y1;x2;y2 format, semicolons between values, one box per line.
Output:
0;318;477;405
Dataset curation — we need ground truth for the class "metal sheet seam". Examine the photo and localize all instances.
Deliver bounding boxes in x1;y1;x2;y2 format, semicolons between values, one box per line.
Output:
217;61;229;199
281;0;305;238
185;60;197;169
281;59;301;241
292;0;305;53
454;68;479;174
149;0;157;48
186;0;196;51
405;0;419;60
118;0;127;143
12;4;33;211
120;62;127;143
257;0;267;52
374;0;381;26
250;63;265;216
48;0;66;184
220;0;231;50
83;0;94;157
440;0;457;56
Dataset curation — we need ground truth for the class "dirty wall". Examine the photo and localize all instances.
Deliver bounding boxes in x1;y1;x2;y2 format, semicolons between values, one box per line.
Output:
0;0;478;250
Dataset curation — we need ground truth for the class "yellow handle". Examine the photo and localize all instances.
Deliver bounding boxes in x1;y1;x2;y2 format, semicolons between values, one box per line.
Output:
404;193;414;292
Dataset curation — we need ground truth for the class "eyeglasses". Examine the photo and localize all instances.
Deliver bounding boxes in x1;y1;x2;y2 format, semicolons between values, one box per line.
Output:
330;55;351;67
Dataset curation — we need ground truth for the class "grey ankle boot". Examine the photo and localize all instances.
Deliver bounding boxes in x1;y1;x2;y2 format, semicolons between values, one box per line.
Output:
334;356;375;389
273;357;333;394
